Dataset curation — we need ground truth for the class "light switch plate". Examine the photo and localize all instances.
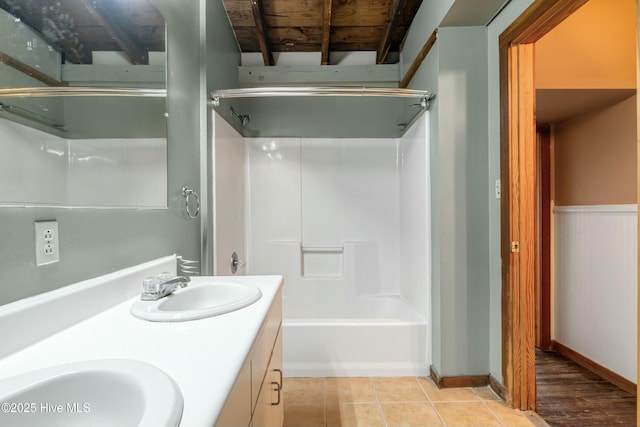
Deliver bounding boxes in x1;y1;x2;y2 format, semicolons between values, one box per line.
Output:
35;220;59;266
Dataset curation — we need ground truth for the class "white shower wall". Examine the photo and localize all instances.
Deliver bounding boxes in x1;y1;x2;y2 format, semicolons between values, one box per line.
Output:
247;136;401;298
0;118;167;208
241;113;431;376
246;114;430;318
400;112;431;319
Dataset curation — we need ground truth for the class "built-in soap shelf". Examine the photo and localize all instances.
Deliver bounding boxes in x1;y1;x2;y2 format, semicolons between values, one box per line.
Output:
301;246;344;278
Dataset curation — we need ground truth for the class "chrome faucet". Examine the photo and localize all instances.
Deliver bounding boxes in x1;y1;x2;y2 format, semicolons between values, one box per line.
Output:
141;276;190;301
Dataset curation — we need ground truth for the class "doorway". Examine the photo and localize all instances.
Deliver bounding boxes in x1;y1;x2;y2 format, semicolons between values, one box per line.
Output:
499;0;638;413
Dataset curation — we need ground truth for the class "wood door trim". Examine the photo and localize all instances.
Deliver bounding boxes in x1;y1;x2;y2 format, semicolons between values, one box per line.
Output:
499;0;589;410
636;0;640;417
499;0;589;47
537;126;553;351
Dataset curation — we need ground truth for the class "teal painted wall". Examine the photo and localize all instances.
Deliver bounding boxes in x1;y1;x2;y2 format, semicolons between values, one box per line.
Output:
437;27;490;376
0;0;240;306
202;0;242;275
402;0;538;383
409;27;490;377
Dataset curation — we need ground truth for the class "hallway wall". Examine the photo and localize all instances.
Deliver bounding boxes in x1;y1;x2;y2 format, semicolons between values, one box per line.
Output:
554;205;637;382
554;95;637;206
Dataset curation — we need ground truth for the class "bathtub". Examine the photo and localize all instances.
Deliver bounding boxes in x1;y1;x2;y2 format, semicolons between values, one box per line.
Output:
282;295;429;377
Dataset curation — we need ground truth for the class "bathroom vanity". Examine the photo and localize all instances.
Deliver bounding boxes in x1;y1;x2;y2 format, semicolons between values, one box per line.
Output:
0;256;284;427
216;287;283;427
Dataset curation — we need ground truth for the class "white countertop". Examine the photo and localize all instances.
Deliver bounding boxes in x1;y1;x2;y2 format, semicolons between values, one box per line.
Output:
0;258;283;427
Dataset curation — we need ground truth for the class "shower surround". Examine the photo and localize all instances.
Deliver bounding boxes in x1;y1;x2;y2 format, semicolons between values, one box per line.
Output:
243;114;431;377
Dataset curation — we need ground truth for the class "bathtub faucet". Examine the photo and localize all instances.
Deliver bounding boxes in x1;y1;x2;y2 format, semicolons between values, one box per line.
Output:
141;276;190;301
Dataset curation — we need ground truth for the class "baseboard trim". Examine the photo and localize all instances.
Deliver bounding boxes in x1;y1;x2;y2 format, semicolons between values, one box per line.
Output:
488;375;509;402
552;340;637;396
429;365;489;388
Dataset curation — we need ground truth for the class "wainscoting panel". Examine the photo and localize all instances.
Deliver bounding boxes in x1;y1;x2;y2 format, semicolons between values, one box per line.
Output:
554;205;637;382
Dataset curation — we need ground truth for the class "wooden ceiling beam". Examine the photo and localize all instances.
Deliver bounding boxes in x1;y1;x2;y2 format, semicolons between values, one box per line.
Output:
250;0;275;66
377;0;406;64
79;0;149;65
321;0;333;65
0;51;68;87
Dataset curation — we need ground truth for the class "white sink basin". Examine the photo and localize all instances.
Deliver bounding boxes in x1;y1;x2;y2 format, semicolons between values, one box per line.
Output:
0;359;182;427
130;277;262;322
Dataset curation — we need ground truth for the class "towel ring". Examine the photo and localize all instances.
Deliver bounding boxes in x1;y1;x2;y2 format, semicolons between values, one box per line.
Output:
181;186;200;219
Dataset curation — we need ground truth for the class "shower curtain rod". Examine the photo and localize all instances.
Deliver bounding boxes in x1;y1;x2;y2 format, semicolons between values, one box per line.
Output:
210;86;433;107
0;87;166;98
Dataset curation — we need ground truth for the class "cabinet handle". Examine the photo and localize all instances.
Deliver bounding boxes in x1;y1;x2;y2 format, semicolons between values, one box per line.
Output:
271;368;283;406
274;369;283;391
271;381;281;406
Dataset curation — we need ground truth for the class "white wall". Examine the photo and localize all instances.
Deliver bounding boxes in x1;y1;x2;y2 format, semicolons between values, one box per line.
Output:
246;136;402;306
554;205;638;382
212;112;245;275
246;116;431;319
400;113;431;319
0;118;167;208
399;113;432;364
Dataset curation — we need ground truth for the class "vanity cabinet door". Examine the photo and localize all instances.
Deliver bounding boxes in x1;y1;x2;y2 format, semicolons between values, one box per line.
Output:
268;330;284;427
252;328;283;427
251;294;282;411
215;359;251;427
217;288;282;427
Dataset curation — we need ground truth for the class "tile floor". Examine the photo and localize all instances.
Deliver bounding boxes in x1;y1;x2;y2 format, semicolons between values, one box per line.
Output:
283;377;543;427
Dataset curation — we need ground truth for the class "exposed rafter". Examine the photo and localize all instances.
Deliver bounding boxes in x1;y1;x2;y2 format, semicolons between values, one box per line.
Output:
321;0;333;65
78;0;149;65
0;51;68;87
250;0;274;66
377;0;406;63
222;0;423;61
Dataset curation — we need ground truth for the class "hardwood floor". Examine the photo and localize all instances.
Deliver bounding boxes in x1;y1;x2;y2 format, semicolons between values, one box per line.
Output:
536;349;636;427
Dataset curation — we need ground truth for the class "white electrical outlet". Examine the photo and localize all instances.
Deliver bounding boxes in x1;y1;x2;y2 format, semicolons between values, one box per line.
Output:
495;179;501;200
35;220;59;266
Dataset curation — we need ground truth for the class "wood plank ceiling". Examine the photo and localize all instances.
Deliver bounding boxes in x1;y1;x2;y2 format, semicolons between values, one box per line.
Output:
222;0;423;65
0;0;164;65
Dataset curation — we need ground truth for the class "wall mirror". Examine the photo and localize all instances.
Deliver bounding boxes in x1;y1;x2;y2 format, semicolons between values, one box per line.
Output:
0;0;168;208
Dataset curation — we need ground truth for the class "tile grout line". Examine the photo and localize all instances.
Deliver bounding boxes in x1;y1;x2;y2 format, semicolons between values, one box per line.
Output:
479;399;508;427
416;377;448;427
369;377;389;427
323;377;328;427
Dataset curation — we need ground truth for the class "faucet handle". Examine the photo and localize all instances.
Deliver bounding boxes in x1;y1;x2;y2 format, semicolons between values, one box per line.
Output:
158;271;174;283
142;276;159;294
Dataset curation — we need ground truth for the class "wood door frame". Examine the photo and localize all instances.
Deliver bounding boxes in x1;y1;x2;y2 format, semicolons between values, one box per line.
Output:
536;125;552;352
499;0;590;410
636;0;640;420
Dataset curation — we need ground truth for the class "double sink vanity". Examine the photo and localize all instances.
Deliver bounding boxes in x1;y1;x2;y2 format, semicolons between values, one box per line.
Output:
0;256;284;427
